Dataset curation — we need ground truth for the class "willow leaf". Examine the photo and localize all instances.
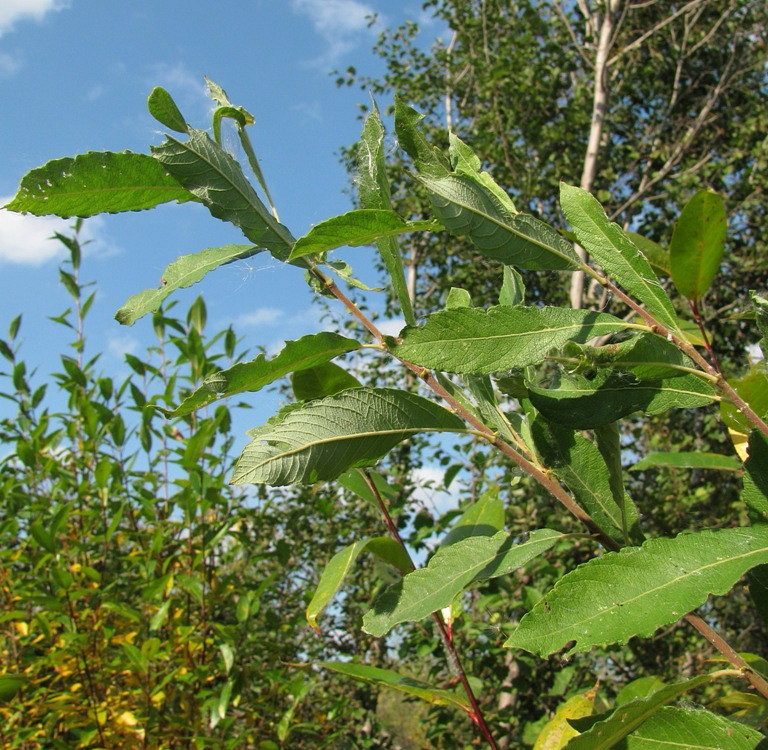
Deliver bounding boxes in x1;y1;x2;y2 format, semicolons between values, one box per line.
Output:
231;388;466;486
743;432;768;519
670;190;727;302
531;417;640;546
291;361;361;401
151;129;295;260
307;537;410;629
528;370;717;429
532;687;596;749
420;173;578;271
560;183;680;332
147;87;188;133
359;105;415;326
318;662;470;711
507;525;768;656
289;209;437;260
620;706;766;749
4;152;193;217
394;98;451;178
116;244;262;325
363;529;562;637
440;488;505;548
393;306;629;375
165;333;360;417
631;451;741;472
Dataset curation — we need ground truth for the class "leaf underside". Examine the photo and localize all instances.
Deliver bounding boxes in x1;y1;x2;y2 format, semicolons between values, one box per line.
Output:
231;387;465;486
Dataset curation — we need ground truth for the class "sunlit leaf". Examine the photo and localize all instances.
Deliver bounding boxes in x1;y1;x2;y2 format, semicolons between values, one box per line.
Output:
167;332;360;417
533;686;596;749
363;529;562;636
507;525;768;656
743;431;768;519
116;244;262;325
291;361;361;401
630;451;741;472
440;487;505;547
394;306;630;375
560;183;680;332
147;86;188;132
4;152;193;217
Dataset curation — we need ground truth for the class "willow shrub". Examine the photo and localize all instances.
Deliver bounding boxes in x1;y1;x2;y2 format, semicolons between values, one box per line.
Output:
4;80;768;748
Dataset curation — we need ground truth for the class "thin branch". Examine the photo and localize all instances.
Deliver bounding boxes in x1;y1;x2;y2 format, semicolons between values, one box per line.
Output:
552;2;594;68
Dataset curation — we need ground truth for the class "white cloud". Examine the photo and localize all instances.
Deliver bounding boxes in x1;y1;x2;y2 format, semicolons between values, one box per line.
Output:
0;0;68;38
291;0;382;65
236;307;284;327
0;51;22;78
0;201;118;265
107;333;139;359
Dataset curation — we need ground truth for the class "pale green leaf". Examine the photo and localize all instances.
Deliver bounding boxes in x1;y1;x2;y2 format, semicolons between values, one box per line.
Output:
291;361;361;401
531;417;640;546
231;387;466;486
165;333;360;417
446;287;472;309
440;488;505;547
151;129;295;260
622;706;766;749
506;525;768;656
289;209;438;260
393;306;630;375
363;529;562;636
420;173;578;270
721;371;768;436
394;98;451;178
528;370;717;429
149;600;171;631
533;686;596;749
318;661;470;711
147;87;188;132
358;104;415;325
560;183;680;332
670;190;727;302
116;244;262;325
499;265;526;306
4;152;193;217
307;537;410;629
448;133;518;214
630;451;741;472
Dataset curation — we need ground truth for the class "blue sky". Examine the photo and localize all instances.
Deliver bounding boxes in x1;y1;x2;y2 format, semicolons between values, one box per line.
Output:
0;2;442;406
0;0;458;515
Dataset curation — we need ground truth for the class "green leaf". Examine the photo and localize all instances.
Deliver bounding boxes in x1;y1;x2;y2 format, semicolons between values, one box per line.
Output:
291;361;361;401
620;706;766;749
4;152;193;217
560;183;680;332
151;129;296;261
531;417;639;546
317;661;470;711
751;291;768;352
393;306;630;375
363;529;562;636
499;266;526;306
440;488;505;547
528;370;717;429
394;98;451;178
670;190;727;302
337;469;398;509
147;86;188;133
721;371;768;437
626;231;670;277
289;209;438;260
0;674;26;702
563;333;700;380
149;600;171;631
29;521;56;553
419;173;579;270
358;104;415;326
446;287;472;309
506;525;768;656
532;686;596;749
743;432;768;519
231;387;466;486
630;451;741;472
448;133;517;214
116;244;262;325
166;333;360;417
748;564;768;627
307;537;411;628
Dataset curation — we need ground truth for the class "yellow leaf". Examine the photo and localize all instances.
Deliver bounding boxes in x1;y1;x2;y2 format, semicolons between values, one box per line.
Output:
533;686;597;750
116;710;139;727
728;427;749;462
14;621;29;636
